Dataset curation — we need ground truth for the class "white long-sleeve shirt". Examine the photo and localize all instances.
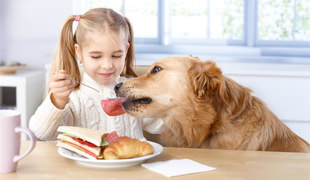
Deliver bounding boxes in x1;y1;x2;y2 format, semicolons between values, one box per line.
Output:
29;72;163;140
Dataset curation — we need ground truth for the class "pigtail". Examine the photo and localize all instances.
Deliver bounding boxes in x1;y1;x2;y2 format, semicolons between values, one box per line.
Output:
49;15;81;91
48;9;138;94
122;17;137;78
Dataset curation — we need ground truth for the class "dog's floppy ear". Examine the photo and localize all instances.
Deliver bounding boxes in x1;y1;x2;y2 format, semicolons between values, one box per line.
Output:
188;61;222;98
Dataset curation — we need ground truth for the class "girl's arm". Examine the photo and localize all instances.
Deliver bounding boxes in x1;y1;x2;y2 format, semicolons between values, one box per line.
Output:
29;69;76;140
50;70;76;109
29;92;74;140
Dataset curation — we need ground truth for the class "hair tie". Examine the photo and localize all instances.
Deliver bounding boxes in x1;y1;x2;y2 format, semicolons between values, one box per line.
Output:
75;15;81;22
72;15;80;37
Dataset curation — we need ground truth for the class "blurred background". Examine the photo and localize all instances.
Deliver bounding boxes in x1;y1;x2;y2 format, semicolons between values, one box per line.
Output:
0;0;309;141
0;0;309;68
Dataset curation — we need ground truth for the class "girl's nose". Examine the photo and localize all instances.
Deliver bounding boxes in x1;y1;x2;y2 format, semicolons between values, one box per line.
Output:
101;58;113;69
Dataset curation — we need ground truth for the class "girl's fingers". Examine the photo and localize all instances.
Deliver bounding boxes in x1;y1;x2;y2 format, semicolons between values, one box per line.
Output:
50;79;74;89
53;74;67;81
50;86;74;98
52;84;74;93
53;70;68;81
50;70;74;108
49;77;76;97
54;89;73;97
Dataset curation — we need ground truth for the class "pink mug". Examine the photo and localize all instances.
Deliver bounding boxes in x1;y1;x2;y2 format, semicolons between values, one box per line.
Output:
0;110;36;173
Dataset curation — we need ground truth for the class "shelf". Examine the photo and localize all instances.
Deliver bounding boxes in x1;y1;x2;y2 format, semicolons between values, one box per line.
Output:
0;69;45;139
0;105;16;110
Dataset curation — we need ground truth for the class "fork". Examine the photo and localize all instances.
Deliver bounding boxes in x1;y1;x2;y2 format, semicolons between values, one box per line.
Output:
68;77;100;93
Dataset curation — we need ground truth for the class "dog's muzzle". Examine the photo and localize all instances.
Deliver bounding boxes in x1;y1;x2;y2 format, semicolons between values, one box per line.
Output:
114;82;152;105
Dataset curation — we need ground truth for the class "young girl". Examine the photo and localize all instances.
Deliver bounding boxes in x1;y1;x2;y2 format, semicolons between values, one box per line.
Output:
29;8;163;140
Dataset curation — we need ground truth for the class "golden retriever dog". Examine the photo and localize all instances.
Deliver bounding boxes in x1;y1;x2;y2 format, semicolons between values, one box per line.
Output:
115;56;310;152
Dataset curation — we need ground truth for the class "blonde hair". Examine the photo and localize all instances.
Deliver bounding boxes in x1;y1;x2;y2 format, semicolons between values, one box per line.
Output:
49;8;137;90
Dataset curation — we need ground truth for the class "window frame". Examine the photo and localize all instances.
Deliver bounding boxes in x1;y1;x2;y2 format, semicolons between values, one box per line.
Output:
73;0;310;63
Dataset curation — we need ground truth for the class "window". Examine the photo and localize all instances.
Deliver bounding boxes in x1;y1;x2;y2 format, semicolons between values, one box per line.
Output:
258;0;310;41
257;0;310;45
74;0;310;61
81;0;159;43
171;0;243;40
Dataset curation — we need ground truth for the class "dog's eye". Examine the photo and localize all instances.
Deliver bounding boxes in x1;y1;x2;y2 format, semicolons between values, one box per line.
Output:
151;66;162;74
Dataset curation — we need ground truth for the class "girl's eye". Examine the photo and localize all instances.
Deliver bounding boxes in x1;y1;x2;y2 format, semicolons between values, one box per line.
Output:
91;56;101;59
112;55;122;58
151;66;162;74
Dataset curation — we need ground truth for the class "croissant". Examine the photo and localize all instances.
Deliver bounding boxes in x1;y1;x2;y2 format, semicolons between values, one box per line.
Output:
103;136;154;160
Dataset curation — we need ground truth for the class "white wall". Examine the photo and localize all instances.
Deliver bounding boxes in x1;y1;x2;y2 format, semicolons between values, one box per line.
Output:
0;0;4;60
1;0;73;69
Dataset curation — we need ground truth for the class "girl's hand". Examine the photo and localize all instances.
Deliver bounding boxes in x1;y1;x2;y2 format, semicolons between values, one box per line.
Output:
50;70;76;109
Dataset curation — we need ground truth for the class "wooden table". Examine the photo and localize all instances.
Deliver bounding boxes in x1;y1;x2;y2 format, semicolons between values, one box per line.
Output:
1;141;309;180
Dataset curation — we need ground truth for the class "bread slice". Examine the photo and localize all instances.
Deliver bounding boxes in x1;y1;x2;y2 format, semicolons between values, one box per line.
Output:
57;141;97;160
57;126;107;146
57;134;102;156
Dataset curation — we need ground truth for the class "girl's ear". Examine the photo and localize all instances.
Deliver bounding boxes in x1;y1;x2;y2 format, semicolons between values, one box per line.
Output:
188;61;222;98
74;44;83;63
126;42;130;53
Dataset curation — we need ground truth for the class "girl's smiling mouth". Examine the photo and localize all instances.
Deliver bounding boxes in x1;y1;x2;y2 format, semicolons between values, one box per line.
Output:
99;72;114;78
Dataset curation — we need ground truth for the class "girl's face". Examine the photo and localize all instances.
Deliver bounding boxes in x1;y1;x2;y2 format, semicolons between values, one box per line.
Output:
75;30;129;86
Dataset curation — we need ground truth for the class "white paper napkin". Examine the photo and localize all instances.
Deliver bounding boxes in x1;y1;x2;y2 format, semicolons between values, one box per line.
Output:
141;159;216;177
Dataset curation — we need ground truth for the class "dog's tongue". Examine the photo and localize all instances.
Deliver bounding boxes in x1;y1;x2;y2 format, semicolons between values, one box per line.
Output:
101;98;127;116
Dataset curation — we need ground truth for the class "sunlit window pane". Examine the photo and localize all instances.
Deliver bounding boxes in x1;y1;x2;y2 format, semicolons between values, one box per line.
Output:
89;0;158;38
209;0;243;39
124;0;158;38
258;0;294;40
89;0;122;14
84;0;310;46
171;0;207;38
171;0;243;40
295;0;310;40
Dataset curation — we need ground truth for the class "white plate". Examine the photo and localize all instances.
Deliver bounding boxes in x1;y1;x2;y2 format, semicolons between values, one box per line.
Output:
57;141;163;168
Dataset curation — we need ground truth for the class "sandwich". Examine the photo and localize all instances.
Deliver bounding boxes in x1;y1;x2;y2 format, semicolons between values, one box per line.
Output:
57;126;154;160
56;126;119;160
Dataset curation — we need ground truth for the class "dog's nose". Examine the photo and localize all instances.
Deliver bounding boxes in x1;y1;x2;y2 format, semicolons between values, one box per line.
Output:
114;82;123;93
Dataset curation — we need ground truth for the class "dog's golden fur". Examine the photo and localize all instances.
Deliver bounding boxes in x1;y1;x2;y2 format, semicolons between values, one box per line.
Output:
116;56;310;152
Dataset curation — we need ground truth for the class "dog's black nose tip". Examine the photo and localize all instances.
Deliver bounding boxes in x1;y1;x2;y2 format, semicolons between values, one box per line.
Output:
114;82;123;93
